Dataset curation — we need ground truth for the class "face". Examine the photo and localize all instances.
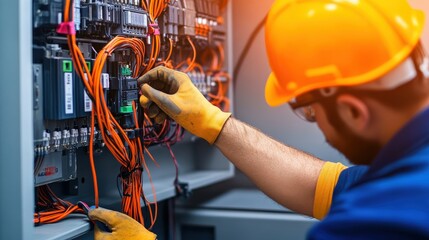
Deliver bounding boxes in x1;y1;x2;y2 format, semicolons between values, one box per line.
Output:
312;103;382;165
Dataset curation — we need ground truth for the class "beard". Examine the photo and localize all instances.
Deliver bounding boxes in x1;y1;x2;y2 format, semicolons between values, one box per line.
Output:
321;100;383;165
326;127;382;165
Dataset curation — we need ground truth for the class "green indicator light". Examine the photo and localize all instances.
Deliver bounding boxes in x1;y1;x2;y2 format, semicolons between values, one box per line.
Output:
86;61;91;71
120;106;133;113
121;66;132;76
63;60;73;72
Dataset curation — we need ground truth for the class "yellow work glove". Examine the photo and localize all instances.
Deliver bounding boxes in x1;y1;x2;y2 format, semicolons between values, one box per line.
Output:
138;66;231;144
88;208;157;240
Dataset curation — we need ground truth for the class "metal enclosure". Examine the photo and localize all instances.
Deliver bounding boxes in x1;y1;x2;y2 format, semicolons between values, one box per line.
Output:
175;189;316;240
0;0;34;239
2;0;235;239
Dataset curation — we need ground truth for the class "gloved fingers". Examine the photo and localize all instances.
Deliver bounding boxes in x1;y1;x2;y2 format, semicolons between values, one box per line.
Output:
138;66;180;94
154;112;167;124
137;66;171;84
151;80;165;91
88;207;126;228
140;96;168;124
147;104;160;118
141;84;182;116
93;225;113;240
139;95;152;108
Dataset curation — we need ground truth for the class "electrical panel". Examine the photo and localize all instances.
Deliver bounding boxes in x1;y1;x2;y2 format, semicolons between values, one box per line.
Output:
32;0;232;238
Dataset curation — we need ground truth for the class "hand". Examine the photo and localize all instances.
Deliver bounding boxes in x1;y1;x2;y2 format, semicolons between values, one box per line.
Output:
88;207;157;240
138;66;231;144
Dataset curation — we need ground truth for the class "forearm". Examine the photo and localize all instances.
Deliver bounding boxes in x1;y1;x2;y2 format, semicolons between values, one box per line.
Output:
215;117;325;216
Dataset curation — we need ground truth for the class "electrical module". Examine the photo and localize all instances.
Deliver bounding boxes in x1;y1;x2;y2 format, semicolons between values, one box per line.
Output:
32;0;233;237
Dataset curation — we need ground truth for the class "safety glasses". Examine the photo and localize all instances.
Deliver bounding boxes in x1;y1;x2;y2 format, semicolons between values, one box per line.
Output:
289;56;425;122
293;105;317;122
289;88;337;122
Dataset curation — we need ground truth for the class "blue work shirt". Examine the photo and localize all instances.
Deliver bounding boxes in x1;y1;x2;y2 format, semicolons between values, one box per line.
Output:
308;107;429;239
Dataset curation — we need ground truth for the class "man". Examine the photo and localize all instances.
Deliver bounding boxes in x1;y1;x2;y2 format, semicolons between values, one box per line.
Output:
88;0;429;239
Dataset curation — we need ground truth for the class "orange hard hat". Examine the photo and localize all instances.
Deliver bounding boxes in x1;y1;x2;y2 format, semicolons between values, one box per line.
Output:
265;0;425;107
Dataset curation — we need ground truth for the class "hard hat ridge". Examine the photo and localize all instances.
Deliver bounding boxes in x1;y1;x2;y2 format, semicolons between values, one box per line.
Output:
264;0;425;107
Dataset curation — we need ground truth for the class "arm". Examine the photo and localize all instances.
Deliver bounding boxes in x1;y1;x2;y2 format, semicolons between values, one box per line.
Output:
215;117;324;216
137;66;347;218
88;67;352;239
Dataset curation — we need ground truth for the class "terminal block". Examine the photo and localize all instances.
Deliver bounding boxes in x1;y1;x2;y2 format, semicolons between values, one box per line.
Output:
80;0;115;37
179;0;196;36
159;1;181;41
34;0;81;32
111;4;148;37
33;0;63;28
81;0;148;38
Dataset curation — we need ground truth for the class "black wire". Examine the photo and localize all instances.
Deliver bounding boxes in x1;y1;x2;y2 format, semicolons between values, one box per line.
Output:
116;175;122;198
34;146;45;176
34;148;40;176
233;14;268;89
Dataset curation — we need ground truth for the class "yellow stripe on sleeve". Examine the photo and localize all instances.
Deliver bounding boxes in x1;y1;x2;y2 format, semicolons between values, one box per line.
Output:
313;162;348;220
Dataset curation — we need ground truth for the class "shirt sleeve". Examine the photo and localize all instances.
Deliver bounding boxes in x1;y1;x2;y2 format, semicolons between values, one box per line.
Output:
313;162;348;220
313;163;369;220
333;165;368;196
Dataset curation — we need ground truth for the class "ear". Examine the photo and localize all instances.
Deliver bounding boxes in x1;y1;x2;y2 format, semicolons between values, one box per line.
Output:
335;94;371;135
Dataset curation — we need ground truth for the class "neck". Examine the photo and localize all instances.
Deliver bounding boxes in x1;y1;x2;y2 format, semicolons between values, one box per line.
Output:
376;97;429;147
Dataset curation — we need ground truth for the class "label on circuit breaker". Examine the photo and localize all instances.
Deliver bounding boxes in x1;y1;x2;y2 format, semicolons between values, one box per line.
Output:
84;92;92;112
64;73;74;114
74;0;81;31
84;73;92;112
102;73;110;89
126;11;132;25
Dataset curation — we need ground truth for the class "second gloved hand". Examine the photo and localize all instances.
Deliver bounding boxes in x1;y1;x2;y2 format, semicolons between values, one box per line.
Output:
88;207;157;240
138;66;231;144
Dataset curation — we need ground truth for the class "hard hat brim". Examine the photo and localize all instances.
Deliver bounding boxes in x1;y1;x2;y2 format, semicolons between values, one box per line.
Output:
265;72;290;107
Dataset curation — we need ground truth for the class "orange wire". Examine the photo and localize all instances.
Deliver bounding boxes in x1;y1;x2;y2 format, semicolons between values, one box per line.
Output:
217;43;225;70
133;102;158;228
184;37;197;72
89;110;99;207
165;38;174;63
34;186;85;224
71;34;152;225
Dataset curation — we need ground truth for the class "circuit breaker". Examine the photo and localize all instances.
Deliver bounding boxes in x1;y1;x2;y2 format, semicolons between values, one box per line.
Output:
32;0;233;239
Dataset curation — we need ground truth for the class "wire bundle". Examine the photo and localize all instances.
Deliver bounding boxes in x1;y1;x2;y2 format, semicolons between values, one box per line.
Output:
175;37;197;73
157;38;175;68
209;71;230;111
141;0;170;72
92;37;158;227
139;102;184;191
141;0;169;22
35;0;229;229
189;43;230;111
64;0;159;227
34;186;85;224
34;147;47;176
